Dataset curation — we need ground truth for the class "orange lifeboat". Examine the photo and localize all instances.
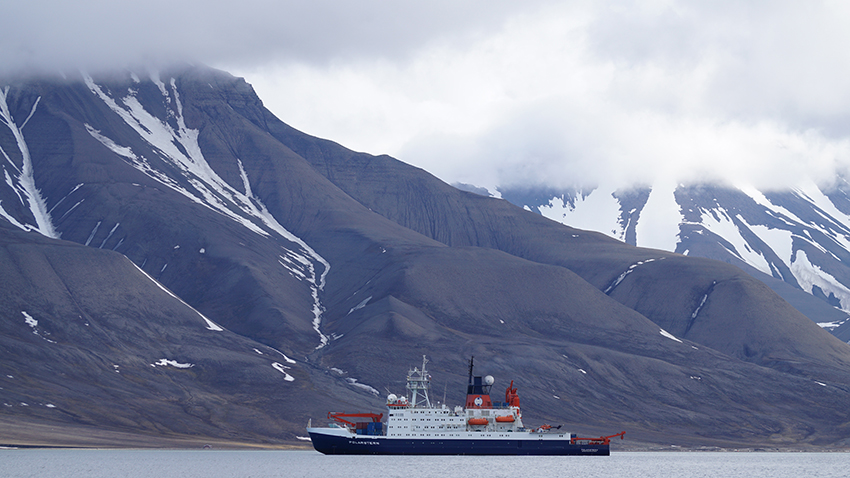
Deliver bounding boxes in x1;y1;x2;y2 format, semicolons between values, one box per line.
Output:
468;417;488;426
495;415;515;423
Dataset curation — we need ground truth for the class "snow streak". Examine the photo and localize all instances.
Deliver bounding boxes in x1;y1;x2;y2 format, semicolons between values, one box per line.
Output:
127;257;224;332
151;359;194;369
604;258;664;294
0;87;57;238
84;221;101;246
99;222;120;249
272;362;296;382
791;250;850;312
659;328;683;343
346;377;380;395
738;183;850;314
347;296;372;315
84;73;332;348
48;183;84;215
691;292;709;320
694;207;772;274
22;311;37;328
21;311;55;343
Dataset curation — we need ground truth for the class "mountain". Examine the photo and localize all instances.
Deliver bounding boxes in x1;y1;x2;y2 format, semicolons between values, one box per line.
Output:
3;65;850;448
498;181;850;344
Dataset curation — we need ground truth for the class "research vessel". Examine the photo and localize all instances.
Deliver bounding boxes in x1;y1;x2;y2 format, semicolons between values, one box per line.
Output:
307;356;624;455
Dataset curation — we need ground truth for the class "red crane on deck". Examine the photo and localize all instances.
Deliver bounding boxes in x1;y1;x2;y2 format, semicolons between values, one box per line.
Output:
328;412;383;429
571;431;626;445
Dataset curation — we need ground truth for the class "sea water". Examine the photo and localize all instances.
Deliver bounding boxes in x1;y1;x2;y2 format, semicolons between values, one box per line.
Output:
1;449;847;478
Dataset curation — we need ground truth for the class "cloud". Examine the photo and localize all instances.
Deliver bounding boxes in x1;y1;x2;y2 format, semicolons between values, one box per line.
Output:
5;1;850;192
0;0;543;75
231;1;850;192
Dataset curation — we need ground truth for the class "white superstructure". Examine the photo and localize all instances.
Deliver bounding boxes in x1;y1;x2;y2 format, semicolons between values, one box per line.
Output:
383;356;533;438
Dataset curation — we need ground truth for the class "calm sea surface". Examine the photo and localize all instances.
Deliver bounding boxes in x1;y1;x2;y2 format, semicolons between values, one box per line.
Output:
1;449;847;478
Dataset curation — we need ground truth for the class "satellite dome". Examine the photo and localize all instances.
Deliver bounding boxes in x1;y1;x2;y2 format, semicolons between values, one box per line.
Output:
387;393;398;403
484;375;495;385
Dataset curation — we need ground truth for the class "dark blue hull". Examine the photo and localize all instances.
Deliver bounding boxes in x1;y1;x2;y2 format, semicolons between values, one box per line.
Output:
308;432;609;456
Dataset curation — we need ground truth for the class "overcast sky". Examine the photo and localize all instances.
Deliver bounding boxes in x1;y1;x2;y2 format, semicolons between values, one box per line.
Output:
4;1;850;191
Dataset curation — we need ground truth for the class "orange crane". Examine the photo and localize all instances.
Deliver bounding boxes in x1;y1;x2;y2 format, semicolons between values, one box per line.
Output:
571;431;626;445
328;412;383;429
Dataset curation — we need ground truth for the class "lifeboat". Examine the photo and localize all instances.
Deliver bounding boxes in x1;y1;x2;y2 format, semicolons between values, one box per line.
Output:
495;415;515;423
468;417;489;426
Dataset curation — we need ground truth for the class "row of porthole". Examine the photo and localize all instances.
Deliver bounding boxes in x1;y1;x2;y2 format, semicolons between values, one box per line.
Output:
390;411;456;417
390;418;463;422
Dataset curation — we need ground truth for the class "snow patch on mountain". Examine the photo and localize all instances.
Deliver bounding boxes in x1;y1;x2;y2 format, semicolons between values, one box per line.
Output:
99;223;120;249
604;257;664;294
20;310;56;344
698;208;772;274
4;169;24;204
636;184;681;252
83;77;272;237
537;183;681;250
22;311;37;328
237;159;252;197
818;320;847;330
84;73;332;349
660;328;683;343
58;199;84;221
0;204;28;233
795;181;850;233
347;296;372;315
152;359;194;369
346;377;380;395
0;87;57;238
279;252;308;280
691;292;709;319
272;362;295;382
798;234;841;261
740;186;800;226
84;221;101;246
539;191;623;240
272;349;297;364
749;224;794;272
791;250;850;311
84;124;194;204
513;180;850;319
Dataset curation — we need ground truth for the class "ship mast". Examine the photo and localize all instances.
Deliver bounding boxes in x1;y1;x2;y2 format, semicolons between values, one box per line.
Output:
406;355;432;408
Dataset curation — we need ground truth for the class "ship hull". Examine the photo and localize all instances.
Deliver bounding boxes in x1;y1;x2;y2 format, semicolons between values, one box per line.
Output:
308;430;609;456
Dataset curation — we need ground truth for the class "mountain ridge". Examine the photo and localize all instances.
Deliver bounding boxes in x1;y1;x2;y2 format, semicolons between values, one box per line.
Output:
500;181;850;341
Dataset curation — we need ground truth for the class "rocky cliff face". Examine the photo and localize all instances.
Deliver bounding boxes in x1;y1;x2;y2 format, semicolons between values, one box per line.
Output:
2;65;850;447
